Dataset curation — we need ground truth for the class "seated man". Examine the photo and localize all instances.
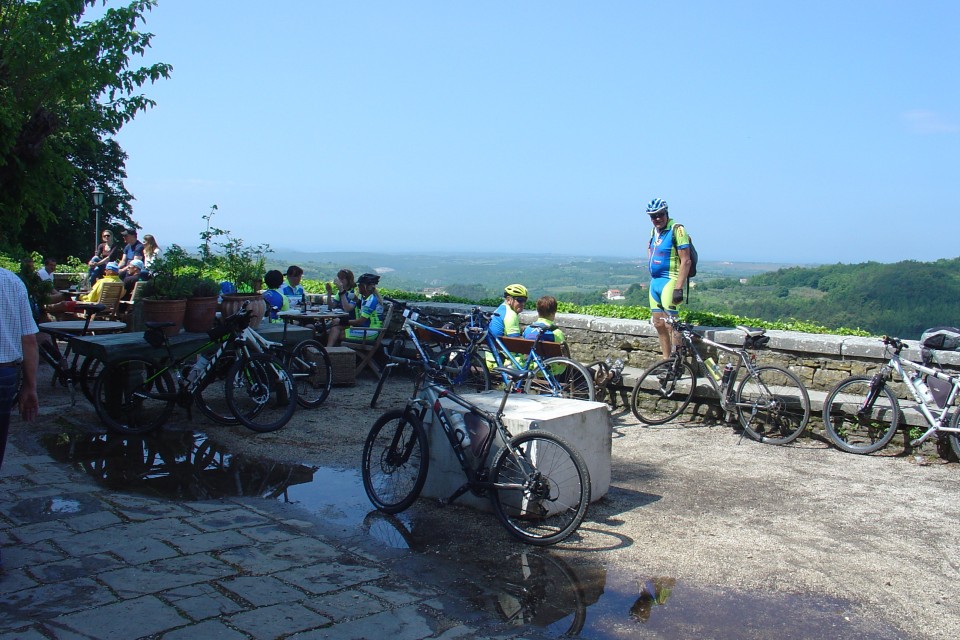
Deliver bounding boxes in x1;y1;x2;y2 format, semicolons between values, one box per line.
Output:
46;262;122;316
327;273;381;347
522;295;565;344
281;265;305;308
486;283;527;368
261;270;289;323
122;259;146;299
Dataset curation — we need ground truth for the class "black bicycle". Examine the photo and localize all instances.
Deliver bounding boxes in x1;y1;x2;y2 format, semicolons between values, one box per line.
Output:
93;302;297;434
36;302;107;404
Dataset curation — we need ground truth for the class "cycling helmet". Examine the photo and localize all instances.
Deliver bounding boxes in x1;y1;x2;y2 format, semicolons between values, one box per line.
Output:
504;283;528;298
646;198;668;214
357;273;380;285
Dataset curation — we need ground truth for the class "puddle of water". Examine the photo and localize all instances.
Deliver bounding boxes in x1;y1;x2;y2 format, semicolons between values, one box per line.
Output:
39;431;902;639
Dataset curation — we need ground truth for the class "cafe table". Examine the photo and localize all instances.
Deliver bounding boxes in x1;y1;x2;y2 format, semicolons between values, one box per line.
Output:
38;320;127;334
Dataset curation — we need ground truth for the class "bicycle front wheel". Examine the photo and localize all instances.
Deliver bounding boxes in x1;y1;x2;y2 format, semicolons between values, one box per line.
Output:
436;347;491;394
225;354;298;433
490;431;590;546
93;359;175;435
361;409;429;513
822;376;901;454
524;358;596;401
288;339;332;408
195;352;239;425
630;358;697;425
736;366;811;445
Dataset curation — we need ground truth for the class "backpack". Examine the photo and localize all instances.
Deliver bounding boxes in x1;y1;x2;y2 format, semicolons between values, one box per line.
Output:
672;224;698;278
920;327;960;351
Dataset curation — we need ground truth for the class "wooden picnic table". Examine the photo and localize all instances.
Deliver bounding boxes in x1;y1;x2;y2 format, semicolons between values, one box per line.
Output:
68;323;313;364
39;320;127;335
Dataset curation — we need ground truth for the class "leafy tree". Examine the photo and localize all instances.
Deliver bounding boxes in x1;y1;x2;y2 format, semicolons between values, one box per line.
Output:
0;0;171;255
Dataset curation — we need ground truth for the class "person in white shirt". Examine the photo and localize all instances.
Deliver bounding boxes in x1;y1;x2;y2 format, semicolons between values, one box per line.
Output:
36;257;56;282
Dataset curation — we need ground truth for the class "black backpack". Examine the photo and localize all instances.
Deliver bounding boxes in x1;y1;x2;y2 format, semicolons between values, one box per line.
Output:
672;224;698;278
921;327;960;351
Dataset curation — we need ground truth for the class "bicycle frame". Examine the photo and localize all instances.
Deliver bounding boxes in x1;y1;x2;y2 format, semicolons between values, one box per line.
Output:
476;311;568;395
670;321;756;414
878;342;960;445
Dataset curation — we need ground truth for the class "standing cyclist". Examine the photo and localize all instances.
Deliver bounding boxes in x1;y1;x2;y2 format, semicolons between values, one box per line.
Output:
646;198;692;358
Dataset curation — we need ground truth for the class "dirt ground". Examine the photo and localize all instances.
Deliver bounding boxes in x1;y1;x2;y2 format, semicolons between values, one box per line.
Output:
24;368;960;639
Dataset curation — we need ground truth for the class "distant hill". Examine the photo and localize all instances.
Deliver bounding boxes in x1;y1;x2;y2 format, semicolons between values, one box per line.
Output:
690;257;960;339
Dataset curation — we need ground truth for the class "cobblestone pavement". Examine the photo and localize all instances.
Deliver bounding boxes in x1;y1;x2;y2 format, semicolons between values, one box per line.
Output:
0;434;538;640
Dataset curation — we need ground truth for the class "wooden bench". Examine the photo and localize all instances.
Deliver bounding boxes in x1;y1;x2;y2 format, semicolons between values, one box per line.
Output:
497;335;568;360
69;323;313;364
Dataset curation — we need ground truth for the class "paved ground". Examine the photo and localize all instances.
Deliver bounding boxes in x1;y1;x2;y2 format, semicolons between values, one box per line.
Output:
1;369;959;639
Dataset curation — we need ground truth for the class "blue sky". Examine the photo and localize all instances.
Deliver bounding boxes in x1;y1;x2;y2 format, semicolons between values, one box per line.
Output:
112;1;960;264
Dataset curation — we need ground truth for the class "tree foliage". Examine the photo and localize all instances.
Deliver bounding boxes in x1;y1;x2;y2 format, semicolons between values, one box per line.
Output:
0;0;171;254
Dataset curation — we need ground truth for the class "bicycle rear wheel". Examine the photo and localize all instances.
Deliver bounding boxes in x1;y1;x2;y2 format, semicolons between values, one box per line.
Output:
93;358;175;435
736;366;811;445
822;376;901;454
225;354;298;433
78;355;103;404
524;357;595;401
436;347;491;394
630;358;697;425
361;409;429;513
948;409;960;461
288;339;332;408
490;431;590;546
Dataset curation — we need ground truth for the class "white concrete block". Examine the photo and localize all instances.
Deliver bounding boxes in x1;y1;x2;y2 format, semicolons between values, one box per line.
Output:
420;392;611;511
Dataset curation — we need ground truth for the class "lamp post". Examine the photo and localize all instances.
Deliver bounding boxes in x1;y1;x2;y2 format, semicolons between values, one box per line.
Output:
92;188;104;253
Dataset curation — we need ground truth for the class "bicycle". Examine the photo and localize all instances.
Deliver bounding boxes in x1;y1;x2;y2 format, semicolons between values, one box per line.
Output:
821;335;960;456
630;316;811;445
251;315;334;408
36;302;106;404
370;298;491;408
361;351;591;546
93;302;297;435
457;307;596;402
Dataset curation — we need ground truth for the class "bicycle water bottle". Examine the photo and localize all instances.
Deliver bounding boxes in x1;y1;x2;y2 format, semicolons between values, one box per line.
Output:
188;355;208;385
914;374;935;405
704;357;722;382
721;363;734;387
448;410;471;448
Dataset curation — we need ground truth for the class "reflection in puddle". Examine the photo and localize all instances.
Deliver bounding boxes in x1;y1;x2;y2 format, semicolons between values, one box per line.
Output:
42;431;317;501
39;432;899;639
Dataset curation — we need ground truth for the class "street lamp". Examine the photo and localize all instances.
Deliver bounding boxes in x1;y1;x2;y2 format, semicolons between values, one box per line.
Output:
92;187;104;252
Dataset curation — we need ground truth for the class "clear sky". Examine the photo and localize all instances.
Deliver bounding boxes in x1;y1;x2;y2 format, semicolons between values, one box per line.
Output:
112;0;960;264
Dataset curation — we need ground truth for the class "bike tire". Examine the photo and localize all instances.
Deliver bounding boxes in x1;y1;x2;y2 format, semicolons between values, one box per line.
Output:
78;355;103;405
736;366;811;445
822;376;901;454
436;347;491;395
489;431;590;546
93;358;175;435
630;358;697;425
361;408;429;514
948;409;960;461
195;352;239;425
524;357;596;401
289;339;332;408
225;354;298;433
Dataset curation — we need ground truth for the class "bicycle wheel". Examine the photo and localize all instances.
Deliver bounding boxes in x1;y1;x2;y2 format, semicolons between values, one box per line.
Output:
436;347;491;394
361;409;429;514
78;355;103;404
195;352;239;425
822;376;901;454
93;359;175;435
524;357;595;401
948;409;960;461
371;337;407;409
630;358;697;425
288;339;332;408
225;354;298;433
490;431;590;546
736;366;811;445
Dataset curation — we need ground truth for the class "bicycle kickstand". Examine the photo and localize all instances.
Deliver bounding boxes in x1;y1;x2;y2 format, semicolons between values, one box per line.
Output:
440;483;471;507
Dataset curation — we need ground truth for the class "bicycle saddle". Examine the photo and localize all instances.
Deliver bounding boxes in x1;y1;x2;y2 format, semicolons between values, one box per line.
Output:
736;325;766;338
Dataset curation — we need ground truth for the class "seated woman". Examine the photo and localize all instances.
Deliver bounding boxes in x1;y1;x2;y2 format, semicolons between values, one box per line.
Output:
261;270;289;323
327;273;381;347
324;269;358;312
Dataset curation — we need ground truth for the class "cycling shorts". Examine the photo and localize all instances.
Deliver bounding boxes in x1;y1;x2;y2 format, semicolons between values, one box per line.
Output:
649;277;680;314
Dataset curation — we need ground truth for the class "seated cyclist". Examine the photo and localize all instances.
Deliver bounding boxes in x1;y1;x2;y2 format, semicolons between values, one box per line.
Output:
646;198;692;358
262;270;289;323
522;295;565;344
489;284;527;338
327;272;382;347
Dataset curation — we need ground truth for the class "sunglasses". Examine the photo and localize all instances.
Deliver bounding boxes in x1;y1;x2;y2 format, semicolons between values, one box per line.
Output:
648;211;667;220
514;297;528;304
102;234;112;238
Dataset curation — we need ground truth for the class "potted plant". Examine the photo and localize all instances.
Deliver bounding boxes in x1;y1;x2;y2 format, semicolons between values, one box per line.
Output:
183;276;220;333
141;246;193;336
215;233;271;328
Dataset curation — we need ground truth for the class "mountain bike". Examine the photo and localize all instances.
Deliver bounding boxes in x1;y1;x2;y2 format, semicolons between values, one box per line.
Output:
246;320;333;408
457;307;595;401
361;352;591;546
822;335;960;456
93;302;297;434
36;302;106;404
630;316;811;445
370;298;490;408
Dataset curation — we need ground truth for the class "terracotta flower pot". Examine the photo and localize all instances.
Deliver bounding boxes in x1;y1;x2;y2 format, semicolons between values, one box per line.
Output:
183;297;219;333
221;294;266;328
142;298;187;337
